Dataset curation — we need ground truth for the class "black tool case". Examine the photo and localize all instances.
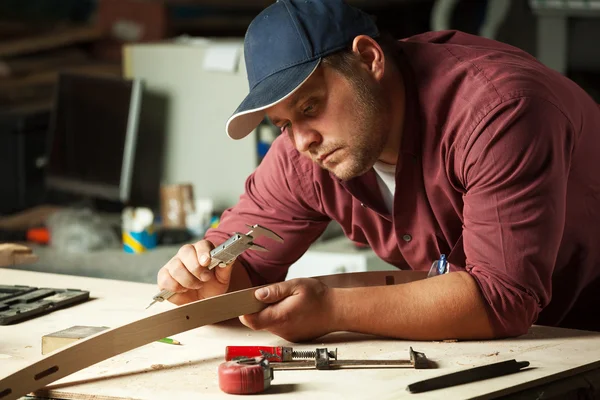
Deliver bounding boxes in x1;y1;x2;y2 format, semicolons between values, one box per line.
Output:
0;284;89;325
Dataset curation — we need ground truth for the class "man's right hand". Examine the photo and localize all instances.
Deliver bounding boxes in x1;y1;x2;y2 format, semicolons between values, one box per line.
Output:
156;240;234;305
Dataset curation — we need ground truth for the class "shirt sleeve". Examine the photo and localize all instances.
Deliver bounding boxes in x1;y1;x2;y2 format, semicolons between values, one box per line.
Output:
458;96;576;337
203;136;331;285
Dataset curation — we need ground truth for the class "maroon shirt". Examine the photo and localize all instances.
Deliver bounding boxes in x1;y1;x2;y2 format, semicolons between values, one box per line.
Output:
205;30;600;337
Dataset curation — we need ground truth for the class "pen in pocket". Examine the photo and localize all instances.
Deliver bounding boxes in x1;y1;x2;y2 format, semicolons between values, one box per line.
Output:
427;253;449;278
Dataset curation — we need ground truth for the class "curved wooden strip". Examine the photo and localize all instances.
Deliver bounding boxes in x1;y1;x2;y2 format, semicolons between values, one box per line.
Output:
316;270;427;288
0;287;266;400
0;269;426;400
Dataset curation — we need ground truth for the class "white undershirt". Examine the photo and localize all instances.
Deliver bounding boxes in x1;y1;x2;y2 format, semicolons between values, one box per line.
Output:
372;161;396;214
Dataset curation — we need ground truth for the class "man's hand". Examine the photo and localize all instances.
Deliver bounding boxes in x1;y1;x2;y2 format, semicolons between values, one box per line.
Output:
156;240;234;305
239;278;336;342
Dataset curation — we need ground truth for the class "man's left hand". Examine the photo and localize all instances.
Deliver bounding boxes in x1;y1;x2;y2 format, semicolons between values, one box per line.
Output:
239;278;336;342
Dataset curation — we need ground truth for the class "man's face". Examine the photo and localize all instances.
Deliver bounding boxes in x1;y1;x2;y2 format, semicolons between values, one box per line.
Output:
266;62;389;181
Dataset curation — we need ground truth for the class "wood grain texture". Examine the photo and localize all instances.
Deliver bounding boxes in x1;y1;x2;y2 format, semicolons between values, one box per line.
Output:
2;268;600;400
0;269;424;400
0;287;266;400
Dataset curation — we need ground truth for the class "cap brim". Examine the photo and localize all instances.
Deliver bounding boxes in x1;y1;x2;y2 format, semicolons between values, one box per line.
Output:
226;59;321;140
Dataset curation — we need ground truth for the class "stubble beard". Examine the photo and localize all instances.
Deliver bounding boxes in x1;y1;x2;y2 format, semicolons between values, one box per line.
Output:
329;73;388;181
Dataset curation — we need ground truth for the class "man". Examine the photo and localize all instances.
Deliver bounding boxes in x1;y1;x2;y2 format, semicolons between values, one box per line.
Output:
157;0;600;342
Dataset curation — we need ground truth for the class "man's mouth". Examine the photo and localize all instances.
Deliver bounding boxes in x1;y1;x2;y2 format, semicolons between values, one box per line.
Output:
318;149;338;164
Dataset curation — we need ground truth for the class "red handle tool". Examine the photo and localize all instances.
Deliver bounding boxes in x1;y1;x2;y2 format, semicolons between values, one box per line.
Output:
225;346;296;362
218;357;274;395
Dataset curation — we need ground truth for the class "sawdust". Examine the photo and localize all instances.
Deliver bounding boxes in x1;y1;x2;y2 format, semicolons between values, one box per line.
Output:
150;364;167;370
484;352;499;357
456;361;477;366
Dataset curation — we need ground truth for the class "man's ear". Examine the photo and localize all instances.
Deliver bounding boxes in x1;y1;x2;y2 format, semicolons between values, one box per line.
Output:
352;35;385;81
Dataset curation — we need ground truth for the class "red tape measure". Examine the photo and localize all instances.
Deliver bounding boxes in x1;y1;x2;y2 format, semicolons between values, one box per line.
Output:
218;356;274;394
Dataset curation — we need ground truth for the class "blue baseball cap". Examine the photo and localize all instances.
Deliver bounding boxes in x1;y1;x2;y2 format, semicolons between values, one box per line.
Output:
226;0;379;140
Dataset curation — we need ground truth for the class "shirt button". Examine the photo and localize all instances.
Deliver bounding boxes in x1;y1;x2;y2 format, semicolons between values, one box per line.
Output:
402;234;412;242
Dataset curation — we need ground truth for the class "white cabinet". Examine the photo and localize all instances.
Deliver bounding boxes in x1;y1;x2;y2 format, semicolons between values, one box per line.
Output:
285;236;397;280
123;39;258;211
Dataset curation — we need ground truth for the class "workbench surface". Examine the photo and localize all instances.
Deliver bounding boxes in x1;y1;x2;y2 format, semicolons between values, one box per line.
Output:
1;268;599;400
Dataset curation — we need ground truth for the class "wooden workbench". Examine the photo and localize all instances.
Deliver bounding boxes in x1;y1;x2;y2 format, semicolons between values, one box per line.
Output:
1;268;600;400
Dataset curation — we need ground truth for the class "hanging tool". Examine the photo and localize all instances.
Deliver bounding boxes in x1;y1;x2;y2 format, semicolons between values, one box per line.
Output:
146;224;284;309
218;346;430;394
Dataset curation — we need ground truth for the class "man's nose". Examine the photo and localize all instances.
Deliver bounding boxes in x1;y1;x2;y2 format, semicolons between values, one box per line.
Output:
293;124;322;153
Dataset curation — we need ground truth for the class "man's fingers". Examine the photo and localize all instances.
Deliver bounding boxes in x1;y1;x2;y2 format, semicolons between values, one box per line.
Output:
164;256;203;290
157;265;185;292
213;261;235;286
193;242;215;282
177;244;204;280
240;305;286;331
157;262;203;305
239;315;252;329
254;281;295;304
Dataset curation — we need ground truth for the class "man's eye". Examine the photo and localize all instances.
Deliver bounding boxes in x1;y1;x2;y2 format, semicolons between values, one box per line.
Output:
303;105;315;114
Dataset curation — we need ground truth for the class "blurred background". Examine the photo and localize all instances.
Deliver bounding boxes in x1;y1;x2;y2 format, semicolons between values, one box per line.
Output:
0;0;599;280
2;0;600;215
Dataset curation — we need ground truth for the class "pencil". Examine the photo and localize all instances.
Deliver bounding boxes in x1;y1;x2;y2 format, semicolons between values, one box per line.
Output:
158;337;182;345
406;359;529;393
